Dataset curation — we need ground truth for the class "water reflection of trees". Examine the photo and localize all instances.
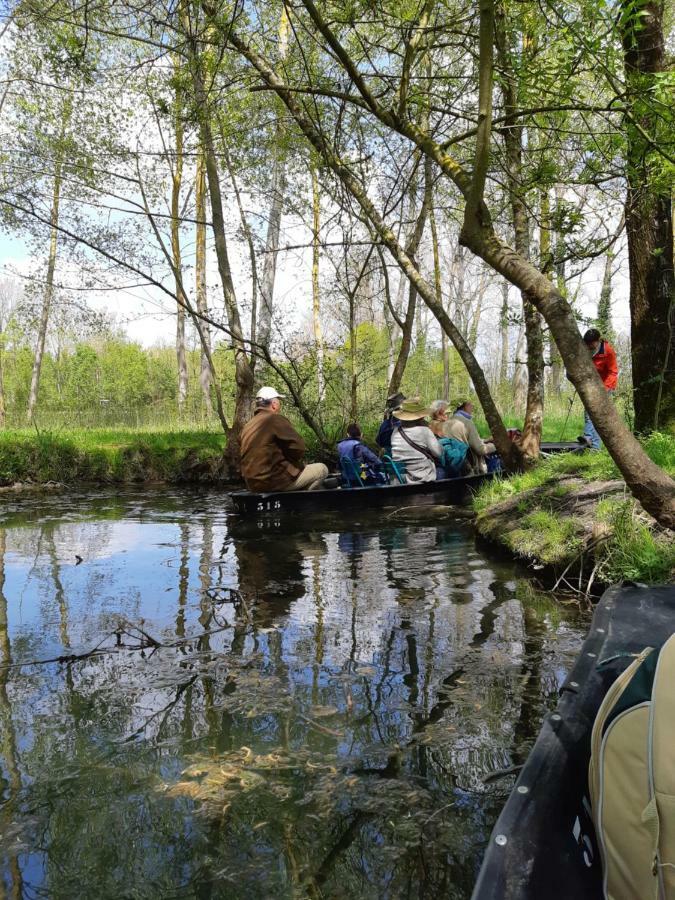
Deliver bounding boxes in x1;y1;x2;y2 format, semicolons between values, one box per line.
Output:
0;501;587;898
0;529;23;900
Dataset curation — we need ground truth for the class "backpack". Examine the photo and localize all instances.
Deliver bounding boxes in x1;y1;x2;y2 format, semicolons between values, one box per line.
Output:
588;633;675;900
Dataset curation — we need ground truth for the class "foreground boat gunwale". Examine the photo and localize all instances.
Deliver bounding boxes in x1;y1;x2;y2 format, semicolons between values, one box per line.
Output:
472;582;675;900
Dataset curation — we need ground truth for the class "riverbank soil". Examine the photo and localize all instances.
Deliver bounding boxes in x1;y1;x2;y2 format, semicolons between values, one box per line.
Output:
474;435;675;593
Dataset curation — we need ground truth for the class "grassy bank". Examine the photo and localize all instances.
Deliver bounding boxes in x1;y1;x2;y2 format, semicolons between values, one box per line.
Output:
473;433;675;588
0;428;228;485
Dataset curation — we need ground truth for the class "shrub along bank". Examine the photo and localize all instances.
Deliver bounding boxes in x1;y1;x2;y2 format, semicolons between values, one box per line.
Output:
0;429;228;485
473;433;675;590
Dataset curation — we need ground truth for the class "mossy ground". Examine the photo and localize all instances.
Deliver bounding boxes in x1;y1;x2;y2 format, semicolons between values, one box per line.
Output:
474;433;675;588
0;428;228;484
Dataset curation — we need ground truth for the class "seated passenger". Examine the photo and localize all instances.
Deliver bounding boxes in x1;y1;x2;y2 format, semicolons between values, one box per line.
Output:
429;399;449;437
337;423;385;484
376;392;406;454
240;387;328;492
444;401;496;474
391;399;443;483
429;400;452;477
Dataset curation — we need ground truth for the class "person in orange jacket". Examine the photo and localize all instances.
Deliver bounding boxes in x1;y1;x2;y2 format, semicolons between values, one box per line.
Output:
579;328;619;449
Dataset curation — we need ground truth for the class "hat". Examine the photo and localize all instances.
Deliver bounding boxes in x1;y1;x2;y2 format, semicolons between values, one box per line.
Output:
386;391;406;410
256;386;286;401
392;398;430;421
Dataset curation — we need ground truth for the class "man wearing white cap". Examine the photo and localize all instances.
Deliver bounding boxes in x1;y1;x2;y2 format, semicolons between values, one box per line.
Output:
240;387;328;492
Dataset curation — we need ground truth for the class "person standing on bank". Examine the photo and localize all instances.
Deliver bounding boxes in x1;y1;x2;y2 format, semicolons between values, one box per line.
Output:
240;387;328;492
390;398;443;483
579;328;619;450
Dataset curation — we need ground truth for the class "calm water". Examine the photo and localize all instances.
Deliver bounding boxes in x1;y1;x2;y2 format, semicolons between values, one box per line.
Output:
0;489;589;899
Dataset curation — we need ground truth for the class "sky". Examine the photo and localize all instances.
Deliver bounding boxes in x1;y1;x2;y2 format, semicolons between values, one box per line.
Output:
0;195;632;359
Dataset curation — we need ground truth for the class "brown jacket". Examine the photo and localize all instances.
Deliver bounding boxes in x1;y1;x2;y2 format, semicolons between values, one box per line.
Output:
240;408;306;491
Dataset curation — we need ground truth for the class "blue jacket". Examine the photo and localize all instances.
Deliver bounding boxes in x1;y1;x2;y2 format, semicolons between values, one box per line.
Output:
376;417;398;451
337;438;381;468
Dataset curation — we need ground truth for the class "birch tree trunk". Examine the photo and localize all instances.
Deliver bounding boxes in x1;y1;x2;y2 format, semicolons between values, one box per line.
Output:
512;319;527;410
597;247;614;338
429;202;450;400
187;42;254;466
0;328;5;427
387;158;430;396
27;103;70;424
195;145;212;409
499;281;509;385
256;8;290;360
496;13;544;461
349;284;357;421
311;160;325;398
171;70;188;414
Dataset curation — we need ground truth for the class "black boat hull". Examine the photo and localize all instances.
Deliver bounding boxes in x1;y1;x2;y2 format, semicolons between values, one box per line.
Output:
472;583;675;900
230;471;493;515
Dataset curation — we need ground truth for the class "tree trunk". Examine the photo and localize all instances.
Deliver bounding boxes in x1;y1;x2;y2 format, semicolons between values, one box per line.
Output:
387;158;430;396
388;275;417;396
499;281;509;384
255;8;290;361
467;284;484;353
450;244;467;337
171;70;188;415
621;0;674;433
496;14;544;461
221;141;259;356
0;332;5;428
310;160;325;399
188;49;254;466
194;145;212;410
597;247;614;338
257;153;286;356
430;201;450;400
550;193;567;396
27;108;69;424
349;284;357;421
522;300;545;458
512;318;527;410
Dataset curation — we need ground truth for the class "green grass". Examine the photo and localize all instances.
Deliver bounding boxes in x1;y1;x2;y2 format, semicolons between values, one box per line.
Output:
506;509;582;565
473;432;675;513
0;428;227;484
595;499;675;584
474;432;675;586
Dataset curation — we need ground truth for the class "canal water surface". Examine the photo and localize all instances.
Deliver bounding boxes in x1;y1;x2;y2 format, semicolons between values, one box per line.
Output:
0;489;589;898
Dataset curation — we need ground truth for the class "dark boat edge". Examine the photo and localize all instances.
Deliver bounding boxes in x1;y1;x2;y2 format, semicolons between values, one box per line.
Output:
472;582;675;900
230;470;494;515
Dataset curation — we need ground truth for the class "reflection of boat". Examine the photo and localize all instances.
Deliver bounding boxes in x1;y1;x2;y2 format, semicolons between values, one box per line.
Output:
472;582;675;900
231;471;493;515
230;442;584;516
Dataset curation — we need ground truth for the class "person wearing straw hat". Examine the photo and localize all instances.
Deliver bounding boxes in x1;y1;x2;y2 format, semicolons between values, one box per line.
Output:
390;398;443;482
240;387;328;492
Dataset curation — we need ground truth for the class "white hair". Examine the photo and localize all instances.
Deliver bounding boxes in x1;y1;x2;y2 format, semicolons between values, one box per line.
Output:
429;399;449;418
